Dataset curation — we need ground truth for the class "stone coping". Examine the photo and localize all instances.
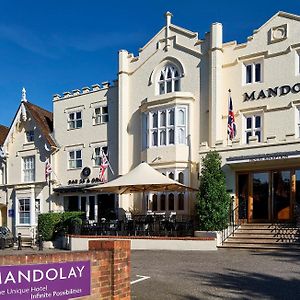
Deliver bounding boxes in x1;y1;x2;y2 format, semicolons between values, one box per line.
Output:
68;234;215;241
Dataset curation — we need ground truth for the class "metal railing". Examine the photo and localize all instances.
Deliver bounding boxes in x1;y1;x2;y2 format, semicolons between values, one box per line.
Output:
221;200;243;244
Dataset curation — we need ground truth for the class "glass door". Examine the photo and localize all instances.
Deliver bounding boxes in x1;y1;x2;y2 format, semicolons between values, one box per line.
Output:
237;174;248;220
272;171;291;221
252;172;269;221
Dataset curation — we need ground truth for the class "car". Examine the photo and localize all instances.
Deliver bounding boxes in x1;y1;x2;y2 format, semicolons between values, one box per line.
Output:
0;226;14;248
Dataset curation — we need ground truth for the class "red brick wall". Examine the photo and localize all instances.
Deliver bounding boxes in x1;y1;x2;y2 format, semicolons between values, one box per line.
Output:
0;240;131;300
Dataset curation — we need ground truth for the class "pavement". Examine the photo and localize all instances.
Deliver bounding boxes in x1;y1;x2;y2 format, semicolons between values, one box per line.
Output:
131;249;300;300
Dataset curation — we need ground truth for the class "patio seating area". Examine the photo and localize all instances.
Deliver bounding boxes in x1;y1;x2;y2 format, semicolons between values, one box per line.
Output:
80;212;196;237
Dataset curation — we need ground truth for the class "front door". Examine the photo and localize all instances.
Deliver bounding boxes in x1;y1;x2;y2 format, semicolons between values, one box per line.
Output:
238;170;292;223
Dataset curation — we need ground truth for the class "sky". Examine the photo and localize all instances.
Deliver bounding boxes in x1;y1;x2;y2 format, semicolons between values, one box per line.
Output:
0;0;300;127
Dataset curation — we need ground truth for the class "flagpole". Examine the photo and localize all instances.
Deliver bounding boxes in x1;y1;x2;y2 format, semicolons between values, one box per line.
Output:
227;89;231;146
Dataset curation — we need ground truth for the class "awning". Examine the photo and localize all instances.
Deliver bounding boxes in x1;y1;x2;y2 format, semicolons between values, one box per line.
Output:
87;162;197;194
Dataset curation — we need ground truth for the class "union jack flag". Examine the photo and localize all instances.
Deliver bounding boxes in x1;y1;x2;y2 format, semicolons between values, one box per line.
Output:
227;92;236;140
45;159;52;181
99;149;109;183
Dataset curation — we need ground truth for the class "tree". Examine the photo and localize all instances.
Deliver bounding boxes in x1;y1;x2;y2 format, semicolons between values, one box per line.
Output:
196;151;231;231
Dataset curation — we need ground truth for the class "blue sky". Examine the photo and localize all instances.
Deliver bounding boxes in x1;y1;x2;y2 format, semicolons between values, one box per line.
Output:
0;0;300;127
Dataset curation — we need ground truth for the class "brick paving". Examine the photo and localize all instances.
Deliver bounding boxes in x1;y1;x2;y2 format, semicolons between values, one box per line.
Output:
131;249;300;300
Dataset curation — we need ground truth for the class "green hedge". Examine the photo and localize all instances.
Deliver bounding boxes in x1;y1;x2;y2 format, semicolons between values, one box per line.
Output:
38;212;85;241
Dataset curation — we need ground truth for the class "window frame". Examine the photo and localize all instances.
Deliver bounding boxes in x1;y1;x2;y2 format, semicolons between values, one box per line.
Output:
150;168;188;213
68;111;82;130
93;146;108;167
147;106;187;148
296;51;300;76
243;61;263;85
25;130;34;143
94;106;109;125
158;64;181;95
244;114;262;144
296;107;300;138
68;149;82;169
23;156;35;182
18;198;31;225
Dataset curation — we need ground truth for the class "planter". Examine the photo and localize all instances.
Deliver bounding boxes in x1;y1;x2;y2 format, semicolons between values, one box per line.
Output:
194;231;223;246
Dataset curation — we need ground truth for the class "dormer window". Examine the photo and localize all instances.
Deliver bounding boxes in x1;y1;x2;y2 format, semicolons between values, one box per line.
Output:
25;131;34;142
158;64;180;95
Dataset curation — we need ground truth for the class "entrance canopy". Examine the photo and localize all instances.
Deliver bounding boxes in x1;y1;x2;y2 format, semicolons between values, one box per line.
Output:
87;162;196;194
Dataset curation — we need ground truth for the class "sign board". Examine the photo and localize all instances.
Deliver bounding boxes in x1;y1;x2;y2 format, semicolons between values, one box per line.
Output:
0;261;90;299
8;209;14;218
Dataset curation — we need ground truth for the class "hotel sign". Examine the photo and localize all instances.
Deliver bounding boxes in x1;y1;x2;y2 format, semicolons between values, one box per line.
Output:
0;261;90;299
243;83;300;102
227;150;300;164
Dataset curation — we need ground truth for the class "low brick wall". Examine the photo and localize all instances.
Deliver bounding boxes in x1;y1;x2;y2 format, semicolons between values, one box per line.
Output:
0;240;130;300
67;235;217;251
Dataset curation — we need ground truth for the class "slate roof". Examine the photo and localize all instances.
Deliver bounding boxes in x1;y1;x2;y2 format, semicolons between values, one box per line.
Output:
0;125;9;145
23;101;57;148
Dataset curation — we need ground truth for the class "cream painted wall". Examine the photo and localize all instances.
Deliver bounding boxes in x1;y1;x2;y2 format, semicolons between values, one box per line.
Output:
53;85;118;187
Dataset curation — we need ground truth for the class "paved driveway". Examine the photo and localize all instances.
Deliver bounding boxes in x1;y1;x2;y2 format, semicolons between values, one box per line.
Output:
131;249;300;300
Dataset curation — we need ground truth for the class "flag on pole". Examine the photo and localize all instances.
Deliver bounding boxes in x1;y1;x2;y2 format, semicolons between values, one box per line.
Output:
99;149;109;183
0;146;5;158
227;90;236;140
45;159;52;181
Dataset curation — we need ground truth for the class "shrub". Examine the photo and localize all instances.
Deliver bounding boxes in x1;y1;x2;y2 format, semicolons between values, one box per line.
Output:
38;211;85;241
196;151;231;231
38;213;62;241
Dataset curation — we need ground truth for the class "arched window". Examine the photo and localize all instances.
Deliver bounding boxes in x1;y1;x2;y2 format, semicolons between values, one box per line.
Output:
178;172;184;184
169;172;174;180
178;193;184;210
158;65;180;95
168;193;175;210
152;194;158;211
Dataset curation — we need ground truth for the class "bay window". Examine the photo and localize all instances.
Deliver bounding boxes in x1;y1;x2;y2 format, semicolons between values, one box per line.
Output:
146;106;187;147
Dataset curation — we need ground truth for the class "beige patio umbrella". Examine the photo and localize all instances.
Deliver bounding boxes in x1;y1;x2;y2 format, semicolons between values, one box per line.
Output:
87;162;197;194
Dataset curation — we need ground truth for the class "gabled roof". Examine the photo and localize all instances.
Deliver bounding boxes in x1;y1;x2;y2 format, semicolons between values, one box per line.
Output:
0;125;9;145
254;11;300;34
23;101;57;148
3;100;57;150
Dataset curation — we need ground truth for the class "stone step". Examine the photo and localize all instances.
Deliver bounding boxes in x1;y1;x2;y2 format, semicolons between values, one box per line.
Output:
219;243;300;250
226;237;300;244
222;222;300;250
233;232;300;237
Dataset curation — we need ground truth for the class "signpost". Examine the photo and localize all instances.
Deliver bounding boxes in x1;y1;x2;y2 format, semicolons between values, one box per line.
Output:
0;261;90;299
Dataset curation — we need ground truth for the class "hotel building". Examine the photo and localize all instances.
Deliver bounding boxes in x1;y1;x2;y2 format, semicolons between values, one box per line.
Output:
1;11;300;236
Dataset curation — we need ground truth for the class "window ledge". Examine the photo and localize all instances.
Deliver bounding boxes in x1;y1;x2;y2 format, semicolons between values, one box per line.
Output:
67;127;82;131
140;92;195;111
93;123;107;126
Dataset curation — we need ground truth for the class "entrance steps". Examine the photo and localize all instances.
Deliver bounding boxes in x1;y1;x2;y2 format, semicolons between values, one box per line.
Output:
219;223;300;250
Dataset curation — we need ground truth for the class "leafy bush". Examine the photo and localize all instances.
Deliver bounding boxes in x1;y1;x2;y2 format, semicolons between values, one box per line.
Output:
196;151;231;231
38;212;85;241
38;213;62;241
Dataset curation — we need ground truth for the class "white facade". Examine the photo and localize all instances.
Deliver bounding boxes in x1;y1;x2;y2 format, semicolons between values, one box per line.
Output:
1;11;300;234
